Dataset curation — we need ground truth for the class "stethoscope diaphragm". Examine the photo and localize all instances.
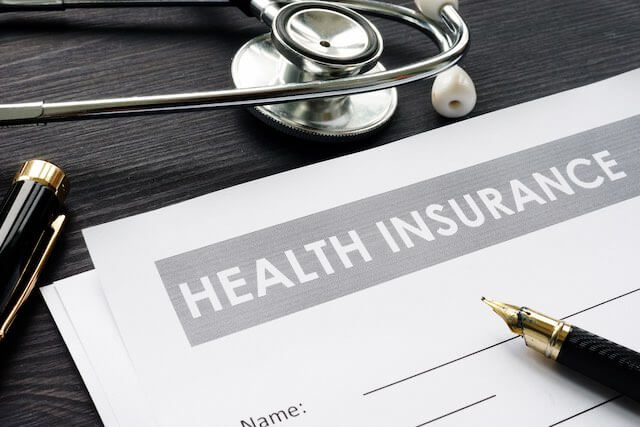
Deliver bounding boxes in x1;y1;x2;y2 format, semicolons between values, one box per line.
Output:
232;1;396;141
272;2;382;75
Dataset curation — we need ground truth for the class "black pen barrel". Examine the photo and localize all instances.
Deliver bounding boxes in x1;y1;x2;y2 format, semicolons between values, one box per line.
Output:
556;326;640;402
0;160;68;340
0;180;61;319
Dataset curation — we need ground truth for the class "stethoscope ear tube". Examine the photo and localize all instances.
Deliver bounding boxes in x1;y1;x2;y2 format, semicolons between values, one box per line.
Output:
0;1;469;125
0;0;64;12
1;0;232;12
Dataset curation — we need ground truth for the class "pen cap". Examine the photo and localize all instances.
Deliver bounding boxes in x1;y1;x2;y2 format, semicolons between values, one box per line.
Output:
14;159;69;203
0;160;68;340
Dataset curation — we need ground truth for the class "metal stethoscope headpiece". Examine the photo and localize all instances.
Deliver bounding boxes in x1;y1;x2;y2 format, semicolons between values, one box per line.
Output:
0;0;476;141
271;1;384;75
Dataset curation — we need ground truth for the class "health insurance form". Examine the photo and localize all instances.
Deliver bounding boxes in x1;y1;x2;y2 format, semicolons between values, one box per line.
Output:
45;70;640;426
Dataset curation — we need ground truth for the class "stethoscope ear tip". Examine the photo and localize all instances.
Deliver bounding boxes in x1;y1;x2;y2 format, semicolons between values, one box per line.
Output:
431;65;476;118
415;0;459;21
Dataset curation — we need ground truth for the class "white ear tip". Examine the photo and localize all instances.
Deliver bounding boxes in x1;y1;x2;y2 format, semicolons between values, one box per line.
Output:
431;65;476;118
415;0;458;21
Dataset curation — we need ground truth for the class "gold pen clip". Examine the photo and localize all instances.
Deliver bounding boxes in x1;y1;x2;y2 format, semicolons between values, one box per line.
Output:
0;214;67;340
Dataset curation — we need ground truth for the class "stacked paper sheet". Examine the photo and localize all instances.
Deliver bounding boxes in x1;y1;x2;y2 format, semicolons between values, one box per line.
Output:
43;69;640;426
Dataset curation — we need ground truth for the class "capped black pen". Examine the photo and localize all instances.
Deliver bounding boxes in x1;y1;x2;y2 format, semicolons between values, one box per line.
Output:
0;160;69;341
482;297;640;402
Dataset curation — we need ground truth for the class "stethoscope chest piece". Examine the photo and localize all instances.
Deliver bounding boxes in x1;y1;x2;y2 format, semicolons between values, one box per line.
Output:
232;2;397;141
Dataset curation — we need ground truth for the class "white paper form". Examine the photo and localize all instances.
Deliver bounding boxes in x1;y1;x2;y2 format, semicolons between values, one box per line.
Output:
41;271;640;427
41;272;153;427
40;281;119;427
42;267;640;426
83;69;640;426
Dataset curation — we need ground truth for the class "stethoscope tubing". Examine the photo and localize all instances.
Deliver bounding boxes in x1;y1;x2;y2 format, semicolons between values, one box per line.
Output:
0;1;468;124
1;0;231;9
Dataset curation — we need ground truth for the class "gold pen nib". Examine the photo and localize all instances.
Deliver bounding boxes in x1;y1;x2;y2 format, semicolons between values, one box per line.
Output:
481;297;524;336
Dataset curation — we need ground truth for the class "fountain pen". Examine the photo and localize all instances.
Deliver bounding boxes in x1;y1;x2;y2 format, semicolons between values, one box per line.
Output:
0;160;69;341
482;297;640;402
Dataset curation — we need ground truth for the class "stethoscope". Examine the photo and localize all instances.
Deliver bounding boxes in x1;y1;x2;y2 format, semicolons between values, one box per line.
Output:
0;0;475;141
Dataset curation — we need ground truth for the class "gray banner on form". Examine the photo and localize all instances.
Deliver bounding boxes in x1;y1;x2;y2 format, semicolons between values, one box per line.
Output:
156;116;640;346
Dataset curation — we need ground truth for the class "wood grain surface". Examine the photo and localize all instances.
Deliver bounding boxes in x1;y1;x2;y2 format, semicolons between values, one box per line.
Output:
0;0;639;424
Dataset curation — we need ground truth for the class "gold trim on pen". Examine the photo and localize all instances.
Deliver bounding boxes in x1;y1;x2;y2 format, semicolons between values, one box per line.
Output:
14;159;69;202
481;297;572;360
0;214;67;341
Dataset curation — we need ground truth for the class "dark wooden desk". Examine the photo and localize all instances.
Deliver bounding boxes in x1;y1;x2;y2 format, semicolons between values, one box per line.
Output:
0;0;638;424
